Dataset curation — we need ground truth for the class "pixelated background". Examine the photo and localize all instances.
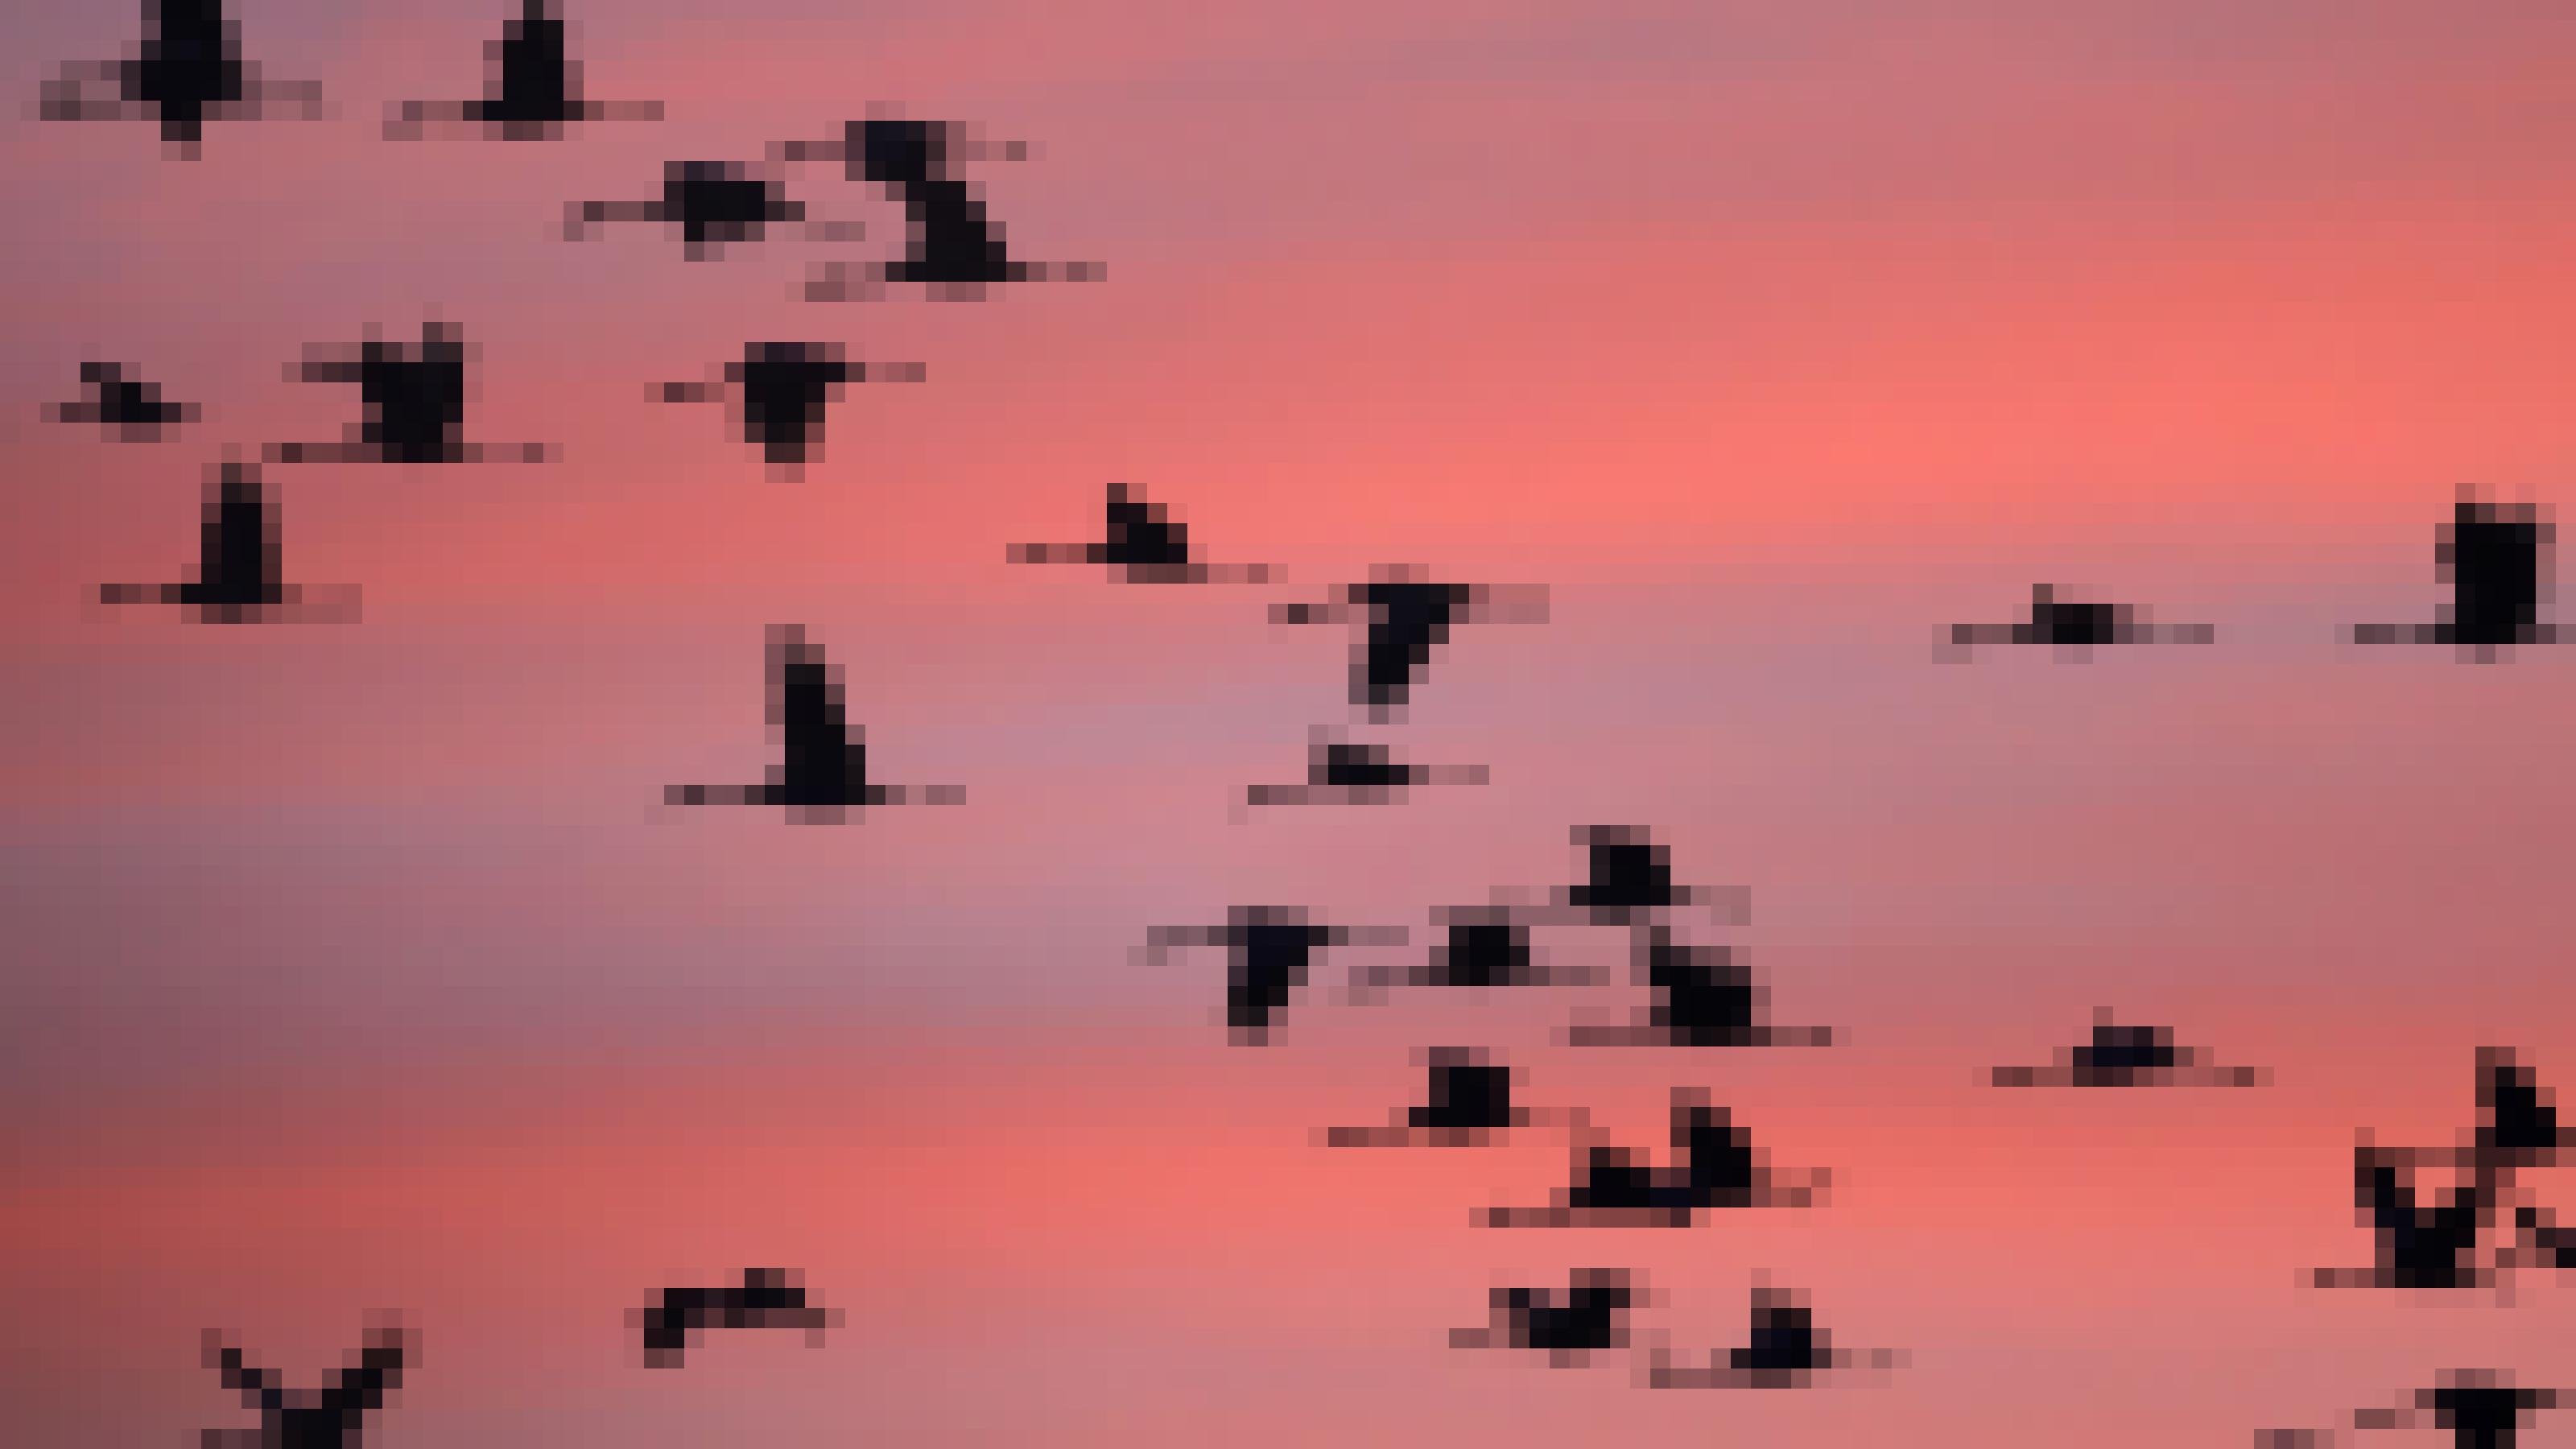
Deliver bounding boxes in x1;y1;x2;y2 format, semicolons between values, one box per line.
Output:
6;0;2576;1443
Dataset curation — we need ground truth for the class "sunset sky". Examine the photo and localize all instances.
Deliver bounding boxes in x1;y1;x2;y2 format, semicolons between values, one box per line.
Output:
6;2;2576;1445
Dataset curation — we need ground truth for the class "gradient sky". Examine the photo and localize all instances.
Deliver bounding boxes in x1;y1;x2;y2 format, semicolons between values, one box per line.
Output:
6;2;2576;1445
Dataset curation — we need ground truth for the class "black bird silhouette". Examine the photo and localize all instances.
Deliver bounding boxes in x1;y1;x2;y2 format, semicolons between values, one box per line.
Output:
387;0;662;139
1947;583;2214;652
1009;483;1269;584
1992;1009;2265;1087
53;361;196;440
784;114;1102;299
41;0;322;156
198;1317;412;1449
2318;1048;2566;1290
2261;1370;2562;1449
1644;1283;1899;1389
1272;568;1548;722
667;625;963;819
1348;903;1600;997
268;321;549;466
634;1269;836;1368
1323;1046;1563;1146
571;159;825;260
1483;1088;1826;1227
1567;925;1831;1049
1142;906;1404;1044
98;462;353;623
1243;729;1488;807
661;342;924;477
1450;1268;1637;1365
2355;493;2555;654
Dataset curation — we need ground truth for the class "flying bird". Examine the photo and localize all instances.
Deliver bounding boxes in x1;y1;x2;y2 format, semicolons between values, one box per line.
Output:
266;320;550;466
1946;583;2215;652
634;1269;836;1368
1481;1088;1827;1228
97;461;354;623
2316;1048;2568;1290
52;361;195;440
570;158;837;260
1322;1046;1566;1147
1348;903;1599;997
198;1316;412;1449
667;625;964;819
1643;1283;1900;1389
1141;905;1404;1044
1271;567;1548;721
40;0;323;157
387;0;663;139
782;114;1102;299
1009;483;1269;584
1991;1010;2266;1087
1450;1268;1637;1366
660;342;924;477
2355;492;2555;655
1566;925;1832;1049
2260;1369;2561;1449
1242;729;1488;807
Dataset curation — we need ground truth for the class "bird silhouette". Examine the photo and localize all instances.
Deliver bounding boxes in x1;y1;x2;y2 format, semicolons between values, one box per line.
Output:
661;342;924;476
1271;567;1548;722
1644;1283;1898;1389
571;159;824;260
98;462;353;623
1992;1009;2265;1087
1947;583;2214;652
41;0;322;156
268;320;549;466
2355;493;2555;654
1323;1047;1564;1146
665;624;964;819
198;1317;412;1449
1009;483;1269;584
1566;925;1831;1049
1142;906;1404;1044
2261;1371;2561;1449
1482;1088;1826;1227
53;361;196;440
387;0;663;139
784;114;1101;299
1450;1268;1637;1365
634;1269;836;1368
1242;729;1488;807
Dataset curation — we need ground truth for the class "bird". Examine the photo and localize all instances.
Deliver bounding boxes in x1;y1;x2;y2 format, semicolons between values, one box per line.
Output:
2260;1370;2561;1448
660;342;924;477
386;0;663;140
1141;905;1404;1044
197;1316;412;1449
52;361;196;440
1008;483;1269;584
1321;1046;1561;1146
1946;583;2214;652
1480;1088;1827;1228
1242;729;1488;807
2354;492;2556;655
667;625;964;819
266;320;549;466
1991;1010;2265;1087
1348;902;1598;997
782;114;1102;299
634;1269;836;1368
1271;567;1548;722
1449;1268;1637;1366
569;159;823;260
2315;1048;2566;1290
1565;925;1832;1049
40;0;323;157
1643;1283;1899;1389
97;461;354;623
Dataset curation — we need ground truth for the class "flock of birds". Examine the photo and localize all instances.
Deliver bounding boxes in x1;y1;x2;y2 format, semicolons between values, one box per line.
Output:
33;2;2576;1446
